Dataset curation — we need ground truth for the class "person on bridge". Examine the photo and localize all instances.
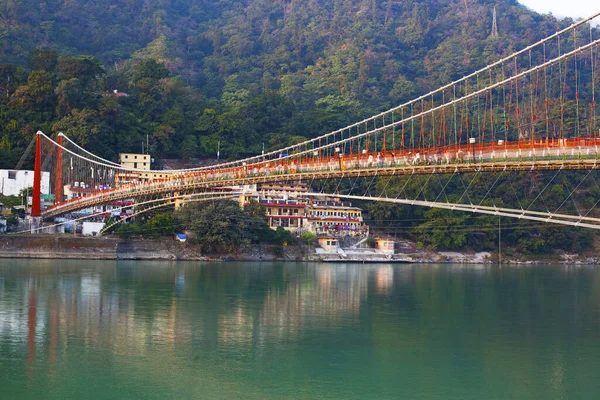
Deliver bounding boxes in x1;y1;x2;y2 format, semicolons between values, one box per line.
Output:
329;157;336;171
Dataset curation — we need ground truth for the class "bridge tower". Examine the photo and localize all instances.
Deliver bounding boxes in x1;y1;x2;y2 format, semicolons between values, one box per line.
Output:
31;131;42;217
54;133;63;206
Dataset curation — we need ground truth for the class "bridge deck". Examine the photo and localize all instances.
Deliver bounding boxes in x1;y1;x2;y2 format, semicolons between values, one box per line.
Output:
43;151;600;217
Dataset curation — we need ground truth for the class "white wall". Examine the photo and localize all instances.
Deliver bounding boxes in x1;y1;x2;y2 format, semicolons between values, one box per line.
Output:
82;222;105;236
0;170;50;196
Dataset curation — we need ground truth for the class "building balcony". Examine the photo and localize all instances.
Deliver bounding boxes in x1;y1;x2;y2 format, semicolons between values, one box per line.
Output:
307;216;363;222
313;227;369;238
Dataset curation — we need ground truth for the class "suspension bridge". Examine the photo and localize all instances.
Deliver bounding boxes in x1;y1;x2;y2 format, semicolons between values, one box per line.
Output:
19;11;600;231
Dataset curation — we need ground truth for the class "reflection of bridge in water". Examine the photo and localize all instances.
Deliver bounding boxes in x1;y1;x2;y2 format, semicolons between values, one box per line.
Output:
21;11;600;229
0;262;376;364
3;261;600;398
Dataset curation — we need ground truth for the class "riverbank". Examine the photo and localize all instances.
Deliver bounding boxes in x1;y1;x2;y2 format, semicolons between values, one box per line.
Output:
1;235;599;264
0;235;308;261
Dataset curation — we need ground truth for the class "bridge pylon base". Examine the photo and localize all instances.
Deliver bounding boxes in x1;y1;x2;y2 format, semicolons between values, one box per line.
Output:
29;216;42;234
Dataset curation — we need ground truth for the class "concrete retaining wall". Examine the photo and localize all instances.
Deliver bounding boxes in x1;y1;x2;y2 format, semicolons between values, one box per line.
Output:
0;236;118;259
0;236;309;261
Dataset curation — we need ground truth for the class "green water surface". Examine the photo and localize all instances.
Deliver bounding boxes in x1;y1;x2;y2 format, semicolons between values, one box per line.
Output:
1;259;599;399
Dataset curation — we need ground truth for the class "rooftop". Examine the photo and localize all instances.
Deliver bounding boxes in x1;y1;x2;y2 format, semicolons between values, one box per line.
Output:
308;204;362;211
261;202;306;208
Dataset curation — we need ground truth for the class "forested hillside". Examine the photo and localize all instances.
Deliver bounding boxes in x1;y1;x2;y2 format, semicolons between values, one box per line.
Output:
0;0;573;163
1;0;594;254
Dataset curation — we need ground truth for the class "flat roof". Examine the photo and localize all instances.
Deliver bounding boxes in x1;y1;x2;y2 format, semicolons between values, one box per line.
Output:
308;205;362;211
262;203;306;208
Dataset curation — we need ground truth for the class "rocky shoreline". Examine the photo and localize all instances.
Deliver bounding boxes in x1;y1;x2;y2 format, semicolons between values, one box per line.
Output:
0;235;597;264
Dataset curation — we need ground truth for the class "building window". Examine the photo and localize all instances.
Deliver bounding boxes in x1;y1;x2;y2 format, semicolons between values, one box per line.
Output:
8;171;16;179
125;155;128;159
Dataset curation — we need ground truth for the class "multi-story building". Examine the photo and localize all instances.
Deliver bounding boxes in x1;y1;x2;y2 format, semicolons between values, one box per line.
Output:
261;198;307;232
238;182;308;208
239;181;369;238
305;199;368;237
120;153;151;170
259;181;309;194
0;169;50;197
238;184;260;206
115;153;175;186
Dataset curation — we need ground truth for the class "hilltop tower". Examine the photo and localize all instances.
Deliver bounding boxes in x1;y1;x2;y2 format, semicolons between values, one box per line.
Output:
491;6;499;38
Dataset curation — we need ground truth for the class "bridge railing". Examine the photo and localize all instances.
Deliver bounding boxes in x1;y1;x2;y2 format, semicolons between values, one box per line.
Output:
41;136;600;217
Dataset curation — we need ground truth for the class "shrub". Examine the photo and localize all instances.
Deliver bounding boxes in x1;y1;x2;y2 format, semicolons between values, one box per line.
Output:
300;231;316;244
365;237;376;248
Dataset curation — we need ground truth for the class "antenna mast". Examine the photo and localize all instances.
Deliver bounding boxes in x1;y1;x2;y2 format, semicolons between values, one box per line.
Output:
491;6;498;38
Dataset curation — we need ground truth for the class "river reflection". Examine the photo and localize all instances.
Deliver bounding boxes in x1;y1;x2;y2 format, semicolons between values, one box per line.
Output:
1;260;600;399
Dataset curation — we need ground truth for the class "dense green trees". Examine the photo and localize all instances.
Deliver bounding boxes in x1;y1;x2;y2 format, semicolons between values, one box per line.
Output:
0;0;580;168
110;200;286;252
359;171;596;254
176;201;259;252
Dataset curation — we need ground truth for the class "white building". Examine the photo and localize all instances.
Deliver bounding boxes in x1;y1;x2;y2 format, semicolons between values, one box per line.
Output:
0;170;50;196
82;221;105;236
120;153;151;170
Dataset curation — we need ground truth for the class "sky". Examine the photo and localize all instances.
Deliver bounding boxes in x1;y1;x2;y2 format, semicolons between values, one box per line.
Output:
518;1;599;19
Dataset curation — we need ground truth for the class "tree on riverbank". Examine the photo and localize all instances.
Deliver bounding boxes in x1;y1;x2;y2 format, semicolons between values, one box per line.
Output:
115;212;181;239
175;200;290;253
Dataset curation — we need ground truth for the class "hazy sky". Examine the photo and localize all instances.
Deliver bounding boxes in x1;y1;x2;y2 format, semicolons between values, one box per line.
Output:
519;1;598;19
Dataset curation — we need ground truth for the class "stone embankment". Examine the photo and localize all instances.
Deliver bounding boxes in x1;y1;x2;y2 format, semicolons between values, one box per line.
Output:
0;235;597;264
0;235;308;261
0;235;117;259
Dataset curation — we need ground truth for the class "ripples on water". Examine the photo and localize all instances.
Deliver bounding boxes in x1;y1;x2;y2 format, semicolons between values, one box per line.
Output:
1;260;600;399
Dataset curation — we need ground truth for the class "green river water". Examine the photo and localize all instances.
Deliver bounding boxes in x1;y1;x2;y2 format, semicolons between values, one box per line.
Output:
0;259;599;399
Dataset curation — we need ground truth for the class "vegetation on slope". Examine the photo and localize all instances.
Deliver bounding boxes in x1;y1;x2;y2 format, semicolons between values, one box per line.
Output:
0;0;577;164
